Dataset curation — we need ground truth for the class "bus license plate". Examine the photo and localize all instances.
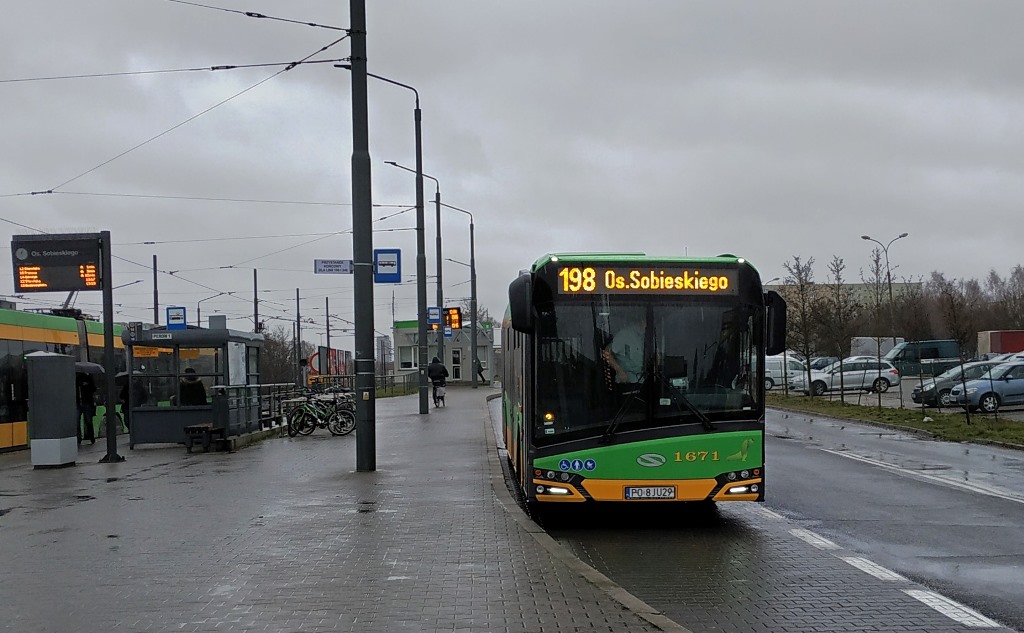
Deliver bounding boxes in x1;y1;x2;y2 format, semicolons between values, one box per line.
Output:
624;486;676;500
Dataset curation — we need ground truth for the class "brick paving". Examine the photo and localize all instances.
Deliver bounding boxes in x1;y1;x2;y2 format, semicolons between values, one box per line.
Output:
3;388;1017;633
0;388;662;633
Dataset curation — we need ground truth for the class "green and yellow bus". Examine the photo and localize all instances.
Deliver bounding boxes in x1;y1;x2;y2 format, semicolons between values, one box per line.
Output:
0;308;125;450
502;253;785;517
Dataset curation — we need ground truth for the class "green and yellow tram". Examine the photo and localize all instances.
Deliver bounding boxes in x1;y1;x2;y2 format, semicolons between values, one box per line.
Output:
0;308;124;450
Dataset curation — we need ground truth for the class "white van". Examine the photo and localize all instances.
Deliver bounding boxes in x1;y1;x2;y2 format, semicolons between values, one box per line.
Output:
764;355;806;390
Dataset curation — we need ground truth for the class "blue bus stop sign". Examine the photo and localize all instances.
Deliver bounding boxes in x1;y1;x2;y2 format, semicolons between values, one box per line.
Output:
373;249;401;283
166;306;187;330
427;306;441;324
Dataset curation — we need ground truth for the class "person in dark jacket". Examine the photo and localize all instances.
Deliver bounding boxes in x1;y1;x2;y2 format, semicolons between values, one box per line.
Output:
76;372;97;444
426;357;448;407
179;367;208;406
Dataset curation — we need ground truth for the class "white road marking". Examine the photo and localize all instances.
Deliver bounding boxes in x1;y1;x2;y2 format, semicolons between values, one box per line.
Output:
749;506;784;520
789;528;839;550
820;448;1024;505
904;589;1002;628
841;557;907;582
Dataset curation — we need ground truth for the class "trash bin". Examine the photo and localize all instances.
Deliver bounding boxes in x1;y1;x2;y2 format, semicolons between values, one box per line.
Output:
26;351;78;468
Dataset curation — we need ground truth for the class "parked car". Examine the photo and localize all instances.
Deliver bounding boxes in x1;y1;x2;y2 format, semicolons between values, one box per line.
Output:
950;362;1024;413
764;355;807;391
808;356;840;371
791;359;901;396
910;361;1003;407
988;352;1024;362
883;340;961;376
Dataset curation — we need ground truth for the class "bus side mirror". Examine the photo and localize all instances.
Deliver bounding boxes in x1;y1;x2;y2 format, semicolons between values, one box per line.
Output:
764;290;786;356
508;274;534;333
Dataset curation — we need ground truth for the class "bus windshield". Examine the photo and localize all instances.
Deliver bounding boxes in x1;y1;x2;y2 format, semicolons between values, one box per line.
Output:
533;298;761;444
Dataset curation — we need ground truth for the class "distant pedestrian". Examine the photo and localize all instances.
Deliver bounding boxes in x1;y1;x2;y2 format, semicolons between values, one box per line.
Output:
476;361;486;384
76;372;97;444
427;357;448;407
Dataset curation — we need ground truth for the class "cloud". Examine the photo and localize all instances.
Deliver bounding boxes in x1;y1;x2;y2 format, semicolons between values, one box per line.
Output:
3;0;1024;348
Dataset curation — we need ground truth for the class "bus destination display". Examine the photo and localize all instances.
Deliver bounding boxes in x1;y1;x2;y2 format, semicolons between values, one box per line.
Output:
556;266;738;295
11;235;103;293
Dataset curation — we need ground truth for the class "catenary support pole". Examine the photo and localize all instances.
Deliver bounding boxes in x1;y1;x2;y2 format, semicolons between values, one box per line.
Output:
350;0;376;471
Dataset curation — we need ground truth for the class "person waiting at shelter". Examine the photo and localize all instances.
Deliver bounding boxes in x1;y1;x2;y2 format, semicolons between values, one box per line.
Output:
76;372;97;444
179;367;208;406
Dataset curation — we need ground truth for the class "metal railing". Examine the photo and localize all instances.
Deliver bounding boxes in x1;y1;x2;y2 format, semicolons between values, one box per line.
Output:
207;375;421;434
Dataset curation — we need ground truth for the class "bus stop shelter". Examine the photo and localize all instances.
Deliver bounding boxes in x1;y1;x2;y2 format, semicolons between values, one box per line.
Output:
121;321;263;449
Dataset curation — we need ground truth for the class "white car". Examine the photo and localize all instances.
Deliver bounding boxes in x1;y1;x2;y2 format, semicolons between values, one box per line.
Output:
764;355;807;391
791;359;901;396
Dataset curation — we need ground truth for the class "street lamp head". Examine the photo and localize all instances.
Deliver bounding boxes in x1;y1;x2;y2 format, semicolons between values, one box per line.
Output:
898;232;909;238
384;160;398;166
860;235;871;240
333;63;352;70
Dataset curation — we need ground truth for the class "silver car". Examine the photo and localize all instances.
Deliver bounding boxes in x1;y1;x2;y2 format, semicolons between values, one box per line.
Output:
792;359;902;396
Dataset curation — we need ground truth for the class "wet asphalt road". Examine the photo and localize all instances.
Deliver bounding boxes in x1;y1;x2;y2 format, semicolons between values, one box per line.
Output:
768;409;1024;631
489;399;1024;632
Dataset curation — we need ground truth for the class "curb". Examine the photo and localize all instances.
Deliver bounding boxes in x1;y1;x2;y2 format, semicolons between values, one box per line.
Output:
481;393;694;633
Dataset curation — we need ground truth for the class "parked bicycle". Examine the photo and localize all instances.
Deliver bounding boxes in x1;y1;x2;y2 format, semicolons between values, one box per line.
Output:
287;390;356;437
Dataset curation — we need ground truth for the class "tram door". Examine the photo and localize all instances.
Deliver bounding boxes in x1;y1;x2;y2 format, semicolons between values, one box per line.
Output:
452;349;462;381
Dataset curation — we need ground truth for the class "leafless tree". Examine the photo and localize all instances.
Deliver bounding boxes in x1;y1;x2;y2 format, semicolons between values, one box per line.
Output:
819;256;860;402
985;265;1024;330
781;255;822;395
927;273;984;357
259;326;315;384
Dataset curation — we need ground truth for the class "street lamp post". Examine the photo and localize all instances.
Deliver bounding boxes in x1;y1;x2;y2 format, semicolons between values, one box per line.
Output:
339;66;430;414
196;292;225;327
861;233;908;306
441;202;478;388
862;232;908;408
387;162;444;363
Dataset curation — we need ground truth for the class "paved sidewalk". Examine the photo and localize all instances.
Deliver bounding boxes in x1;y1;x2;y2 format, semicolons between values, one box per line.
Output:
0;387;673;633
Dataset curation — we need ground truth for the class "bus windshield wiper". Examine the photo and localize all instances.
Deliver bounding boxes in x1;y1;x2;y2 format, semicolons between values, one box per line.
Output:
672;390;716;432
599;375;646;444
651;368;716;432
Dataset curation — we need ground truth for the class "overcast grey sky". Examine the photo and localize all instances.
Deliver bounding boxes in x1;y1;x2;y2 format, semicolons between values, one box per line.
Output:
3;1;1023;349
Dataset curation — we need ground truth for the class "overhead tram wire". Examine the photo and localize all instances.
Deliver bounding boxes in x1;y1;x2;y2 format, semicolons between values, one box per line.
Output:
162;0;347;31
40;36;350;193
0;59;348;84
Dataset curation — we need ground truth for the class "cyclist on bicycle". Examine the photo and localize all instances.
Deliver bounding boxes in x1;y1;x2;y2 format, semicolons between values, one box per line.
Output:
427;356;449;407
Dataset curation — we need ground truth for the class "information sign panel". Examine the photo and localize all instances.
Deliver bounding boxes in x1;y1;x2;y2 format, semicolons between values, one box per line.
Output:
314;259;354;274
11;234;103;293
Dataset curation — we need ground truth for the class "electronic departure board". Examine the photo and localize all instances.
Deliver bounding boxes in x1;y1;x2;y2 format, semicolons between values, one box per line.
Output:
555;265;738;295
11;234;103;293
430;307;464;330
